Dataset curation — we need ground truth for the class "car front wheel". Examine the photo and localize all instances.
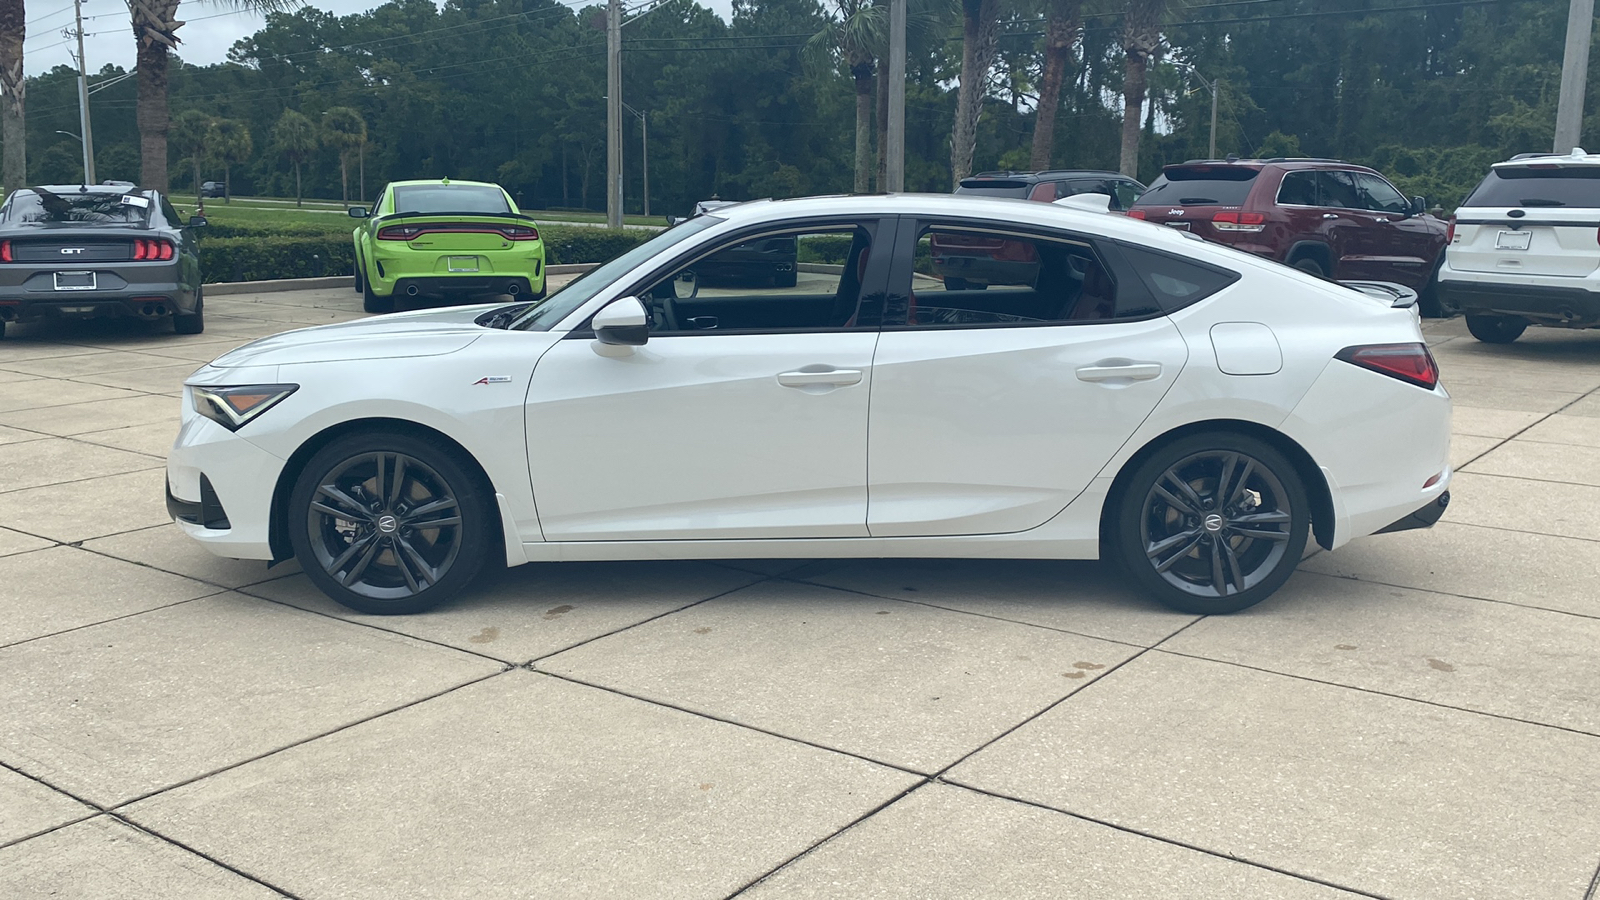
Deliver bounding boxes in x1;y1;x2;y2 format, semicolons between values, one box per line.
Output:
289;431;496;614
1114;433;1310;615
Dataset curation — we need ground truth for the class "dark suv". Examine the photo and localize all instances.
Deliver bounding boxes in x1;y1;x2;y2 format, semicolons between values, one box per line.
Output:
957;170;1146;210
1129;158;1450;314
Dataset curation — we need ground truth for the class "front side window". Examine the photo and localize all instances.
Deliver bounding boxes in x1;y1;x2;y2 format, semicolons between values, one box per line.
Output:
636;224;878;334
913;226;1121;326
1353;173;1409;214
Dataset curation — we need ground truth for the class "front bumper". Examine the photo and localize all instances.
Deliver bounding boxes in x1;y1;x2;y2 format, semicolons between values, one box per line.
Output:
1436;278;1600;326
1375;490;1450;535
168;408;285;560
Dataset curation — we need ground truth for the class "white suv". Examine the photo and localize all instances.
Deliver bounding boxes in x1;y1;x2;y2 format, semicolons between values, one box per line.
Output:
1438;149;1600;342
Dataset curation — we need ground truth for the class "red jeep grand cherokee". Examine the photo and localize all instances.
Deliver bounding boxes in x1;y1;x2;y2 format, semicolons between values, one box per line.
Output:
1129;158;1451;315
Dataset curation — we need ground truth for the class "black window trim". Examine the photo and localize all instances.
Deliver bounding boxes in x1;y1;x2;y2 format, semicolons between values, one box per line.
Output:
563;214;894;339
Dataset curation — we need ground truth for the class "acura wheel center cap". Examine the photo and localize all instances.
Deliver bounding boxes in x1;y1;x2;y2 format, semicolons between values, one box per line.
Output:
1203;514;1225;533
377;514;399;534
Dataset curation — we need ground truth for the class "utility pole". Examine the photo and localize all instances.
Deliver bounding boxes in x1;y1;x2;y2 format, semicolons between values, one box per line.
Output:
1209;78;1220;159
885;0;906;192
605;0;623;227
70;0;96;184
640;110;648;218
1556;0;1595;153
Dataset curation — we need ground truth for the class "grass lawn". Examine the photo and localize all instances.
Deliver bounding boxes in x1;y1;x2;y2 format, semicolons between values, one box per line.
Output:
170;194;666;230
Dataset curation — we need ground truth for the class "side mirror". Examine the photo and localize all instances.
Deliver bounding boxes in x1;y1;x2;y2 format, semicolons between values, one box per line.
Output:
1409;196;1426;216
187;216;207;228
592;296;649;351
347;206;369;218
672;270;698;300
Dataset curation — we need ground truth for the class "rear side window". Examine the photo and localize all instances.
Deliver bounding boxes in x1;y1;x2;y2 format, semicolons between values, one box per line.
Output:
1135;168;1258;207
1463;167;1600;208
956;179;1033;200
1113;243;1240;313
912;226;1126;326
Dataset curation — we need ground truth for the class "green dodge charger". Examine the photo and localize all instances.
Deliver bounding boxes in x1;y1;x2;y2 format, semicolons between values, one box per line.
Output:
350;179;546;313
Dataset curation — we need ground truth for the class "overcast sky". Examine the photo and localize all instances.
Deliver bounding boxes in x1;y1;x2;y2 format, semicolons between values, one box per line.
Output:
26;0;737;77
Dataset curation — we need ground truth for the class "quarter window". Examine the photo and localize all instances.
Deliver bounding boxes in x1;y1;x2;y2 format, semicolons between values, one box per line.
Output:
910;226;1121;326
1277;171;1318;206
638;225;877;334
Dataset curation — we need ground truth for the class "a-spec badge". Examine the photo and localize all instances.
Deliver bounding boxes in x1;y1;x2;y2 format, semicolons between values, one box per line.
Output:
472;376;513;385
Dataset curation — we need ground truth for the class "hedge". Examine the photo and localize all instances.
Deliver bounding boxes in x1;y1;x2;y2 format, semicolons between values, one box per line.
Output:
197;222;652;284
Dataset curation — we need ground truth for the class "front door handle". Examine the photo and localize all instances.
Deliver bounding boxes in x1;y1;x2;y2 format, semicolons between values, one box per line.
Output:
1076;362;1163;383
1322;213;1340;220
777;368;864;387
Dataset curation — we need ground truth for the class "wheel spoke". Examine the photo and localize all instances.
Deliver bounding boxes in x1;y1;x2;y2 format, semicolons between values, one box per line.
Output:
409;516;461;530
1162;470;1206;513
1147;528;1202;561
387;455;408;507
340;536;383;586
373;453;387;507
403;497;457;522
1209;539;1229;595
394;535;439;588
1220;538;1246;593
1216;453;1239;508
391;538;422;594
1153;481;1198;517
1232;510;1290;526
327;531;376;573
1222;457;1256;508
315;485;372;521
1151;531;1205;573
1232;525;1291;541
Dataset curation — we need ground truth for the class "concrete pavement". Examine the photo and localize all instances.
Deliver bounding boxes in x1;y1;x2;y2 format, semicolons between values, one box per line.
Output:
1;288;1599;899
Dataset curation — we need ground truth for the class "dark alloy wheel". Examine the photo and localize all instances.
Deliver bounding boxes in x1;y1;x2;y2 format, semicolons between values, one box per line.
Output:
1115;433;1310;615
1465;313;1527;344
289;432;494;614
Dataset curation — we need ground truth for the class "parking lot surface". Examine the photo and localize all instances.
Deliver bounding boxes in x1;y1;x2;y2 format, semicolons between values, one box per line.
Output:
2;285;1598;899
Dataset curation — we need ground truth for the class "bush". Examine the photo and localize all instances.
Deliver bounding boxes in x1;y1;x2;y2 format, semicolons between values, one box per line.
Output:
196;222;651;283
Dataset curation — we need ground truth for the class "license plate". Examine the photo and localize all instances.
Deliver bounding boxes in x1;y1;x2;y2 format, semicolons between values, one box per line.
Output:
1164;221;1191;231
447;256;479;272
1495;230;1532;250
53;271;96;291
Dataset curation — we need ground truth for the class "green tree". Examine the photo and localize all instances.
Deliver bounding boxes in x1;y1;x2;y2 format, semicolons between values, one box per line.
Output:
170;109;212;200
0;0;24;194
1120;0;1174;179
271;108;316;207
951;0;1000;185
210;118;252;203
1030;0;1082;170
320;106;366;203
805;0;883;193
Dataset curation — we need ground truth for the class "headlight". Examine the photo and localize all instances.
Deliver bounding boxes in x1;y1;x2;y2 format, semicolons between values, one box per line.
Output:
190;384;298;431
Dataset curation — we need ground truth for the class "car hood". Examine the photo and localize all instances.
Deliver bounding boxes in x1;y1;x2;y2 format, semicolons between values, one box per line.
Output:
209;305;502;367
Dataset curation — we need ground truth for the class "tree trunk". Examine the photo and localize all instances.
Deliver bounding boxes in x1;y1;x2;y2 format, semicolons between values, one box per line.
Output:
876;62;889;191
339;155;349;203
1119;0;1165;179
1031;0;1081;171
0;0;26;196
135;32;174;193
851;61;874;194
294;162;302;207
950;0;998;187
192;156;200;200
224;164;230;204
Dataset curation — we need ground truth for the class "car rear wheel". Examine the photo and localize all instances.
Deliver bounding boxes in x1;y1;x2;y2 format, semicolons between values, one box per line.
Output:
1291;257;1326;279
174;292;204;335
289;430;496;615
1465;314;1528;344
353;252;365;294
363;280;394;314
1114;433;1310;615
1417;254;1454;318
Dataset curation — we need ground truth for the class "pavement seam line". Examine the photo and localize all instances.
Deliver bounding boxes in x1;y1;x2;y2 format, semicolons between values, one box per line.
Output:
0;463;166;497
1151;646;1600;740
106;668;514;812
1299;566;1600;622
1585;853;1600;900
936;781;1399;900
105;814;303;900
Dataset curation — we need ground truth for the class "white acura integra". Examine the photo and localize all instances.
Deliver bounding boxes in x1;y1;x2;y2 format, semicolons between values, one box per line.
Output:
168;195;1451;616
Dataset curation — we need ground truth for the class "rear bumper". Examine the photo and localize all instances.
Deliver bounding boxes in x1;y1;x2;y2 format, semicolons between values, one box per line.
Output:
365;244;545;297
0;283;190;321
1436;278;1600;325
1375;491;1450;535
390;275;539;298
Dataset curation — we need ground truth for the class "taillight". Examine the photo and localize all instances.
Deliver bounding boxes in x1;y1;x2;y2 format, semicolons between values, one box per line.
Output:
1447;216;1457;244
1335;343;1440;390
1212;211;1267;233
132;239;174;261
501;225;540;241
0;240;10;263
378;225;424;240
1127;209;1147;220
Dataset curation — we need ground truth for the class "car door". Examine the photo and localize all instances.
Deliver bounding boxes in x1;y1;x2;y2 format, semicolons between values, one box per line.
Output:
1311;171;1369;278
867;217;1189;537
525;218;891;542
1349;172;1439;289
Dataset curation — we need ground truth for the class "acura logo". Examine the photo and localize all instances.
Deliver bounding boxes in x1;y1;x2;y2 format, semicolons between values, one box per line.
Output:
60;247;84;254
1203;514;1224;532
377;515;398;534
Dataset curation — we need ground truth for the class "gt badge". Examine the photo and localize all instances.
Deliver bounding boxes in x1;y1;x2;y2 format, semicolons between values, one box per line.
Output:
472;376;513;385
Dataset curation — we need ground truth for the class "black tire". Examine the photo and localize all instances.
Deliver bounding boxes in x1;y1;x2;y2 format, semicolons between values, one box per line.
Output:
174;292;204;335
944;276;969;290
0;319;6;339
1113;432;1311;615
289;430;496;615
363;280;394;314
1291;256;1327;279
1465;314;1527;344
353;251;365;294
1416;254;1454;318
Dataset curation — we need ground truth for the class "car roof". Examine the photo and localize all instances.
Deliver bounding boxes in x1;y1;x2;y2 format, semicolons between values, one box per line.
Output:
966;170;1135;182
1494;148;1600;169
386;179;503;189
1164;158;1366;172
27;184;152;195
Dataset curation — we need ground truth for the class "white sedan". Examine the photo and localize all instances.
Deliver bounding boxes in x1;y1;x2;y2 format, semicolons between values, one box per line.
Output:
168;195;1451;616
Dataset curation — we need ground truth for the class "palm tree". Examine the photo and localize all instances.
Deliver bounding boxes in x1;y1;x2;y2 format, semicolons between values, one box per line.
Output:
0;0;24;195
130;0;298;193
271;109;316;207
320;107;366;203
950;0;999;186
804;0;882;194
170;109;212;200
1030;0;1083;170
1119;0;1172;178
210;118;251;204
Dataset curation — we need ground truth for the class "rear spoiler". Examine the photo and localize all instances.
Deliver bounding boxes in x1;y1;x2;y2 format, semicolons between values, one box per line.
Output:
381;210;538;222
1338;280;1417;309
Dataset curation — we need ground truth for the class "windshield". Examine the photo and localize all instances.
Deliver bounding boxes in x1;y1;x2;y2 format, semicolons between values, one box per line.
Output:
390;184;512;215
1463;167;1600;208
511;216;721;331
3;189;153;225
1135;168;1259;207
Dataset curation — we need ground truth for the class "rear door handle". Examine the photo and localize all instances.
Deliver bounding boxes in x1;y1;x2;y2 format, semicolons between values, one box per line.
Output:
1075;362;1163;383
777;368;864;387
